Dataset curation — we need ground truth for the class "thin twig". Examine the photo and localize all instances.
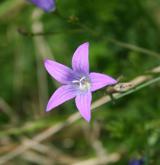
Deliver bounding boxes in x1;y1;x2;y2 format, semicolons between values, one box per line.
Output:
109;38;160;59
18;28;83;37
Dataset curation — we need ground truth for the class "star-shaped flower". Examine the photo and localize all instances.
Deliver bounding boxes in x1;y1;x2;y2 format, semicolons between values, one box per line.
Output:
29;0;56;12
44;42;117;122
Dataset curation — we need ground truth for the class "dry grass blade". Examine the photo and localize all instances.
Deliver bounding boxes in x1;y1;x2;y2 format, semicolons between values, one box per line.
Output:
72;153;120;165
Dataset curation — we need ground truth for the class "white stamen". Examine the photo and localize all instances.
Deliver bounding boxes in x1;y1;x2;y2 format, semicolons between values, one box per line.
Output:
72;76;91;91
80;76;86;82
72;80;79;83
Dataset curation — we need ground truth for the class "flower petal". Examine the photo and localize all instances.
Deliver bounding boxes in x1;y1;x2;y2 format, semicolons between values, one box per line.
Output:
44;59;74;84
75;91;92;122
89;72;117;92
29;0;56;12
46;85;77;111
72;42;89;74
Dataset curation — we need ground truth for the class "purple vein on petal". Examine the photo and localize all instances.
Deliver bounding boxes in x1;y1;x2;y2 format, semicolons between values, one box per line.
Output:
89;72;117;92
46;85;77;112
75;91;92;122
72;42;89;74
44;59;74;84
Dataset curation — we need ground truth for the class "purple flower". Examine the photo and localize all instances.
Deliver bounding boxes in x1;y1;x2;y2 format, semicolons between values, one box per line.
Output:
44;42;117;122
29;0;56;12
129;159;144;165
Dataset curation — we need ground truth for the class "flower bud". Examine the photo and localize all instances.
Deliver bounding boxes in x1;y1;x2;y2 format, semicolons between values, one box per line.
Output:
29;0;56;12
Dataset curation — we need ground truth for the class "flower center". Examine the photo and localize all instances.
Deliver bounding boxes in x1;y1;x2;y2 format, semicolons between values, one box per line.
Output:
72;76;91;92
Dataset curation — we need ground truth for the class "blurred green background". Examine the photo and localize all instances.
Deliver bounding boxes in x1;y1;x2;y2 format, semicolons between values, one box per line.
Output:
0;0;160;164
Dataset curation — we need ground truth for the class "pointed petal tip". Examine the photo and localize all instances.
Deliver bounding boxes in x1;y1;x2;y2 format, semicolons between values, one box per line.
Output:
44;59;73;84
82;42;89;47
46;106;52;112
112;79;118;84
44;58;50;67
45;85;76;113
72;42;90;74
84;42;89;45
44;58;50;64
78;42;89;48
44;59;52;72
81;113;91;122
89;72;118;92
85;116;91;122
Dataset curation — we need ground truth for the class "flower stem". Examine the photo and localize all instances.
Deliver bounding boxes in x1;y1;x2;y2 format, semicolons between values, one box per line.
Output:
116;76;160;99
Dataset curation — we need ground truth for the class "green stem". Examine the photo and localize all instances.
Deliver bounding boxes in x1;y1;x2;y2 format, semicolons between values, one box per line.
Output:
116;76;160;99
18;28;83;37
108;38;160;59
